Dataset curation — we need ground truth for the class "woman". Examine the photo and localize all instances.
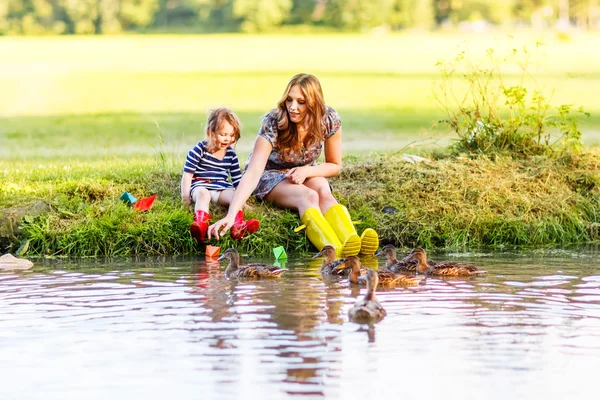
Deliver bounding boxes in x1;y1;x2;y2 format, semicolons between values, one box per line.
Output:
207;73;378;257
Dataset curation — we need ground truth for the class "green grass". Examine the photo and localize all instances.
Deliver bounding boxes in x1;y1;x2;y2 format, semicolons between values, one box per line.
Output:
1;32;600;161
3;150;600;257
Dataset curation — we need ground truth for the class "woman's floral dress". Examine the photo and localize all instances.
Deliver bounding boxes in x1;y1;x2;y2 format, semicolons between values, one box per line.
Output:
249;106;342;201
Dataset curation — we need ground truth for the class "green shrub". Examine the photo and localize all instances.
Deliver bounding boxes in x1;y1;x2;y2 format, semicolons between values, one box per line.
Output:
435;40;589;157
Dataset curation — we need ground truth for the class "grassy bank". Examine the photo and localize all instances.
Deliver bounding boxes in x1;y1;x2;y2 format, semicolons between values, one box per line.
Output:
2;150;600;257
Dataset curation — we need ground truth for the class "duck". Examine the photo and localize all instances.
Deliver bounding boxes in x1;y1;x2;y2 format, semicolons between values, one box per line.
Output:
375;244;435;273
334;255;424;287
409;248;487;277
312;245;345;275
217;248;286;279
348;269;387;323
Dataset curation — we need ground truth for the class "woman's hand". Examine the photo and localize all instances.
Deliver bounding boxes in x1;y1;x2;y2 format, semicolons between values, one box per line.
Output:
285;166;309;185
207;214;236;240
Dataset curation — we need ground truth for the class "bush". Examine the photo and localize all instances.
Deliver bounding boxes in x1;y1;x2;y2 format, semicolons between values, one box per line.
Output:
434;40;589;158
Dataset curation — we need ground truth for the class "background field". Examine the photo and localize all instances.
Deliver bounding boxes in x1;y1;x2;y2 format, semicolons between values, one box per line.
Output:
1;32;599;163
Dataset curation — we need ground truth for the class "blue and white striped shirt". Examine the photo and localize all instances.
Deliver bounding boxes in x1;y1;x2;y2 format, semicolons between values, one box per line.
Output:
184;140;242;191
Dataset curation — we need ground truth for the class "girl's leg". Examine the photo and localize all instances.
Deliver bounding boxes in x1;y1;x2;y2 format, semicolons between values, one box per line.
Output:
192;188;211;212
219;188;259;240
217;188;236;206
190;187;212;242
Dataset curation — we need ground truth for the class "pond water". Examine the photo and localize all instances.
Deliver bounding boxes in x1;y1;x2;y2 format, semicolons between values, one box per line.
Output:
1;248;600;399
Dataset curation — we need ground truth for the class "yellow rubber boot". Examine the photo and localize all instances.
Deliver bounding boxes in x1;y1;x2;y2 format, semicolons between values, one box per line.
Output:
359;228;379;256
300;208;343;257
324;204;361;257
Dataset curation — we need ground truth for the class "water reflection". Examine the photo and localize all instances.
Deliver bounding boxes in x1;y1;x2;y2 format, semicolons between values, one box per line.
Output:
0;249;599;399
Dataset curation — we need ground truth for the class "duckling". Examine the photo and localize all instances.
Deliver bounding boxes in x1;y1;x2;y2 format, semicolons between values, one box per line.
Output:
335;256;424;287
312;245;345;276
217;248;286;279
348;269;386;323
375;244;435;273
409;248;487;277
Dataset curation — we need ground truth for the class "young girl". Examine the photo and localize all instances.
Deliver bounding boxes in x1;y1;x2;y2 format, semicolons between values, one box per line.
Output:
181;107;259;243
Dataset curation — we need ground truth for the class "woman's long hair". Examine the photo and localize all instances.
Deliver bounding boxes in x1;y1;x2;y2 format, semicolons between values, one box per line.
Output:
205;107;241;153
274;73;326;151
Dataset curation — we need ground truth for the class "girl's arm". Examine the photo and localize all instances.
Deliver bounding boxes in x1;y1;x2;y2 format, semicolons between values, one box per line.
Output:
285;127;343;184
208;136;272;239
181;171;194;206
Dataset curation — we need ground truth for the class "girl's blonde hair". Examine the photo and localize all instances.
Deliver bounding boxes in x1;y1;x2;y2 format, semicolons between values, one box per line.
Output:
205;107;241;153
274;73;326;151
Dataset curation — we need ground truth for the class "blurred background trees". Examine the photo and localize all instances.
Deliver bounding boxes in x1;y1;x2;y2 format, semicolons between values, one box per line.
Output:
0;0;599;34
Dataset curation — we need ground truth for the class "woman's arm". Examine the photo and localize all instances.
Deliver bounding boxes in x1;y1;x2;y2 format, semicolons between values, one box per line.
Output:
181;171;193;206
285;127;343;184
208;136;272;239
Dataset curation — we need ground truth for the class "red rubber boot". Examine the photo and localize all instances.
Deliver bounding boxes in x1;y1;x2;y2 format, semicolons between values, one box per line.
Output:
230;210;260;240
190;210;211;243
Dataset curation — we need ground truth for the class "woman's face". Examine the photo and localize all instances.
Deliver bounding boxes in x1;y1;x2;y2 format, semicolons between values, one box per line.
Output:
285;85;307;125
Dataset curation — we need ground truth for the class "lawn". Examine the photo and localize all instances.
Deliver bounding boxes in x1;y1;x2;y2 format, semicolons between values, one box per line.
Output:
1;32;599;162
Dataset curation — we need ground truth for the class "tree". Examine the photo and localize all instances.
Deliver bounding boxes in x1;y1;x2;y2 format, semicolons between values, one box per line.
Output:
1;0;64;34
232;0;292;32
323;0;395;30
119;0;159;29
288;0;319;24
442;0;515;25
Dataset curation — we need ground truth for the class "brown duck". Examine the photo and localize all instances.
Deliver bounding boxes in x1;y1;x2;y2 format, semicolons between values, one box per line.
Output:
218;248;286;279
335;256;424;287
348;269;387;323
375;244;435;273
409;248;487;277
312;245;345;275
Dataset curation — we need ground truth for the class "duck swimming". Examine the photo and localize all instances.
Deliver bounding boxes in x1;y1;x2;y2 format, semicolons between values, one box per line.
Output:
335;256;424;287
348;269;387;323
409;248;487;277
217;248;286;279
375;244;435;273
312;245;345;275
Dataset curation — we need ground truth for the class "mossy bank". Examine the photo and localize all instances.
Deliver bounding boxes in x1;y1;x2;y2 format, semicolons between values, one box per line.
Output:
2;150;600;258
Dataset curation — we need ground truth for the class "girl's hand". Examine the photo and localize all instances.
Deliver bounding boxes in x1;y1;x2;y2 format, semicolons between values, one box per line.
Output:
208;214;236;240
182;196;192;207
285;166;308;185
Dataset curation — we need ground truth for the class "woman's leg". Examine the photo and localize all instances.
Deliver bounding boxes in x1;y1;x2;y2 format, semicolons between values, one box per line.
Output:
266;179;342;254
303;177;338;213
265;179;321;216
304;177;361;257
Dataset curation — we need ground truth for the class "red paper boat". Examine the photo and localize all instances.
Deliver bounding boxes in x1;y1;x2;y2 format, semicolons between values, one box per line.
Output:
134;194;157;211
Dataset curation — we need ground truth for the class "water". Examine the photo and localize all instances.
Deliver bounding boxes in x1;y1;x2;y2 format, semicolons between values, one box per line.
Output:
1;249;600;399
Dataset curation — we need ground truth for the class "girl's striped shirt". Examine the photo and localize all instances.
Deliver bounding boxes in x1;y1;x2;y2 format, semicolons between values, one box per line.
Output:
184;140;242;191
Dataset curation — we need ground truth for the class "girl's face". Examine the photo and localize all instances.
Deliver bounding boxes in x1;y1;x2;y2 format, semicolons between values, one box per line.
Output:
286;85;308;125
214;121;237;149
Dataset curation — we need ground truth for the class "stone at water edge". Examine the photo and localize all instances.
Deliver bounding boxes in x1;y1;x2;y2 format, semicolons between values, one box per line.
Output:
0;253;34;270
